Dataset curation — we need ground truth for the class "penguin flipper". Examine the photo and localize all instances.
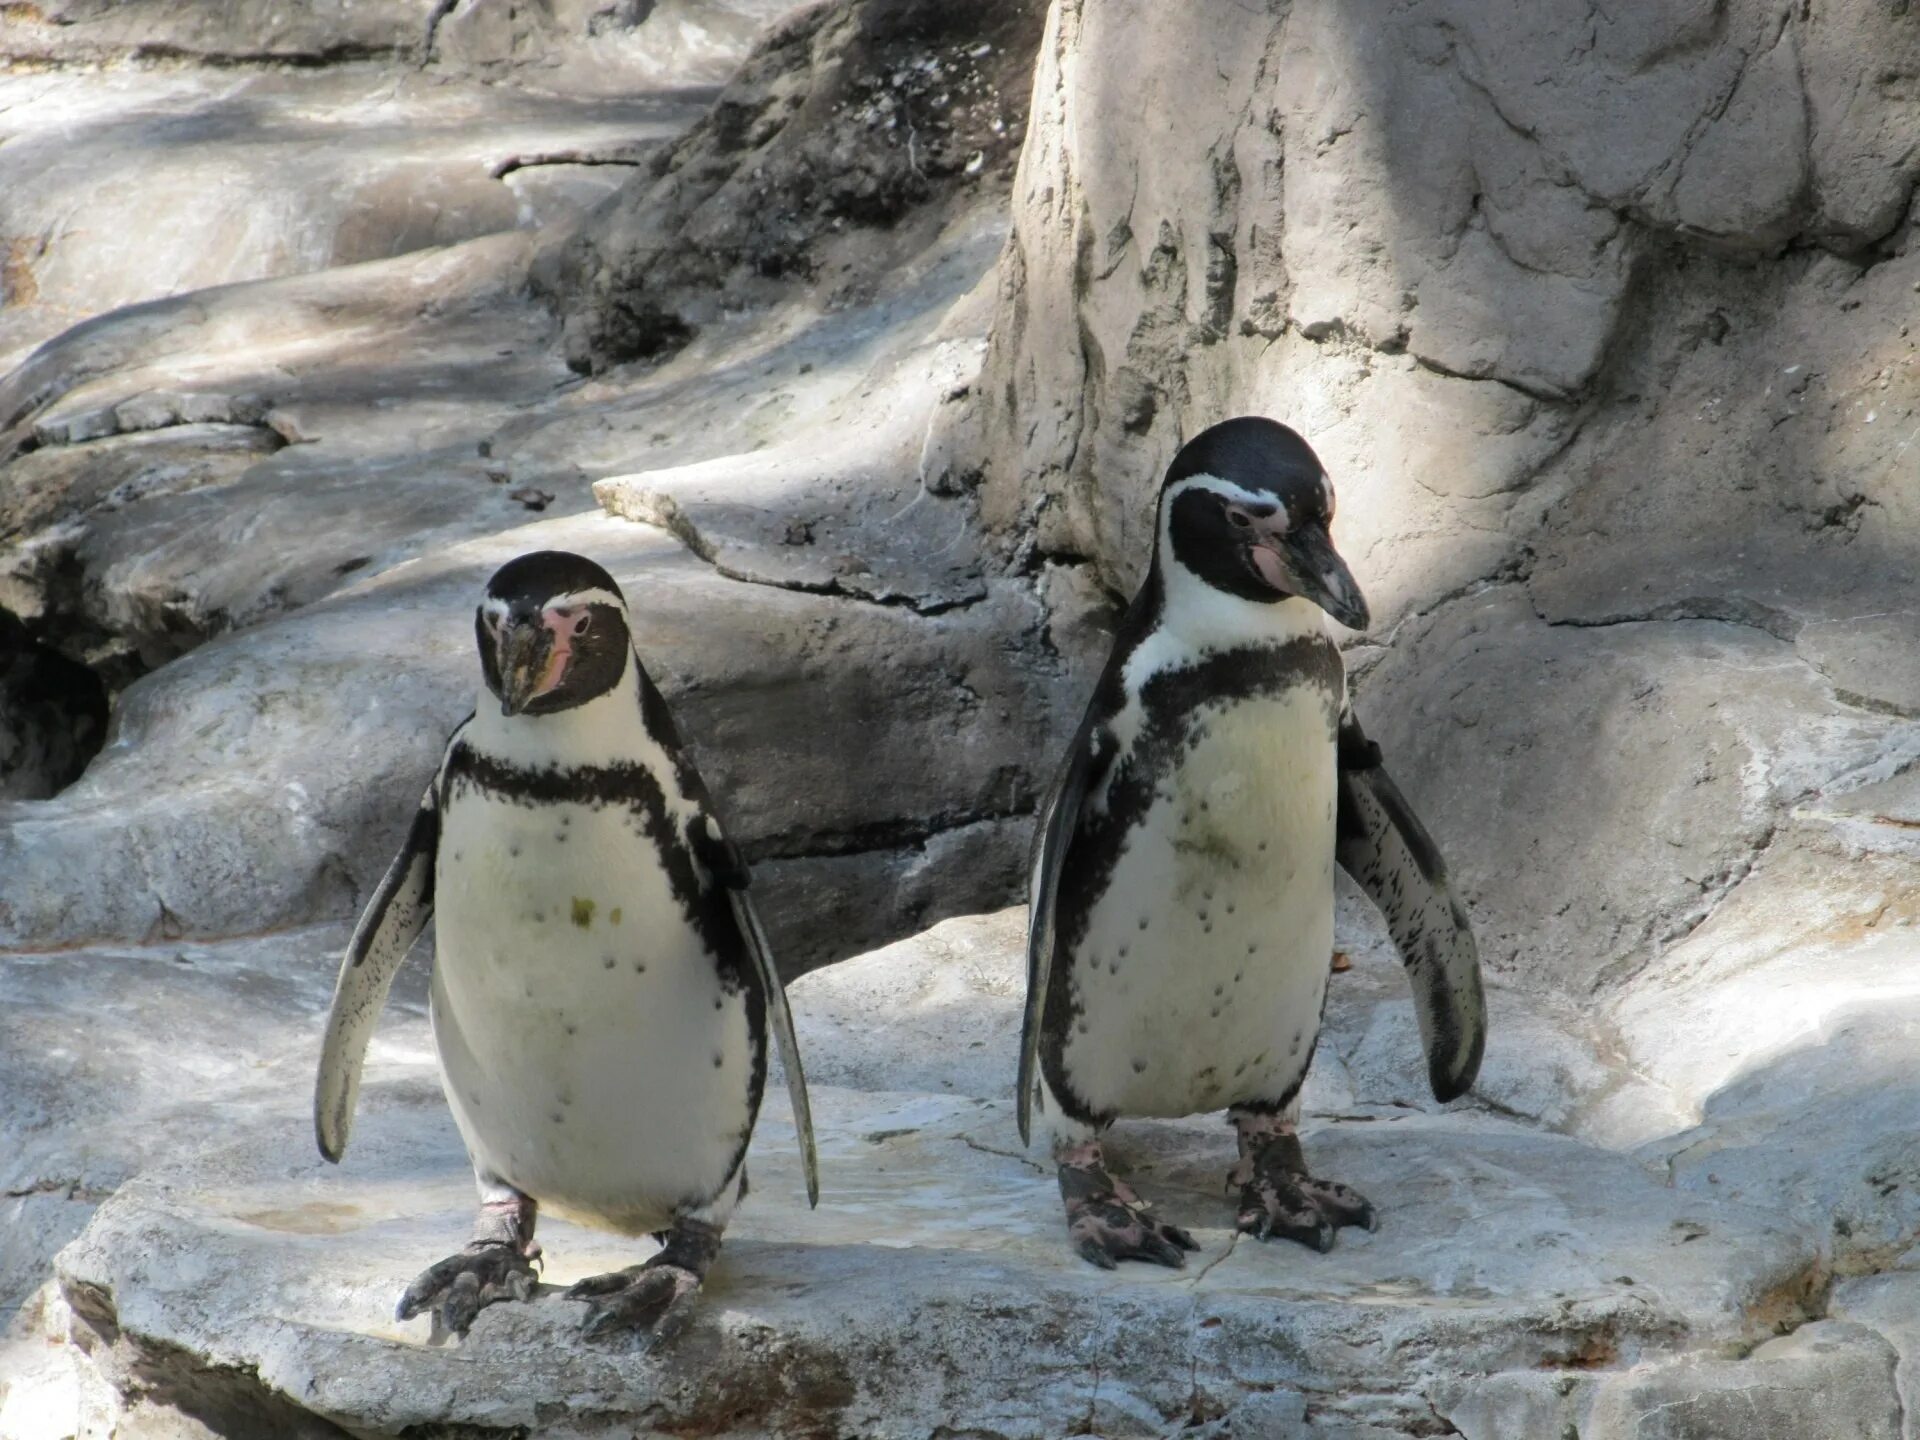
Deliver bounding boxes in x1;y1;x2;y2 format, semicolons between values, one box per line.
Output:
1019;718;1115;1147
725;885;820;1208
645;649;819;1209
1334;711;1485;1103
314;776;441;1163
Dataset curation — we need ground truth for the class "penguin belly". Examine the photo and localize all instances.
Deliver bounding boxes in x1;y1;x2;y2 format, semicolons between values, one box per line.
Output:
431;791;757;1235
1063;691;1337;1119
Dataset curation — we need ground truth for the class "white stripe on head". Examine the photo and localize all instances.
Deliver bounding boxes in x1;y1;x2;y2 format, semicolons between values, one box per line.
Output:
1080;472;1334;787
1151;473;1316;649
546;587;627;612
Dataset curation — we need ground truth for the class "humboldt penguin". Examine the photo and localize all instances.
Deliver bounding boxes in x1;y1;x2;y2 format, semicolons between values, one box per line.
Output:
316;549;817;1338
1018;418;1483;1266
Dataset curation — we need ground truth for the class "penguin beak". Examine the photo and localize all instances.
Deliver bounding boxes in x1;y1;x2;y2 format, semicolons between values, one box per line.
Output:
496;617;560;716
1288;520;1371;631
1249;517;1371;632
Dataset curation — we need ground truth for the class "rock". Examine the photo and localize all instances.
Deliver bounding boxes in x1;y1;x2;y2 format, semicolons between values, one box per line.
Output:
8;886;1915;1438
1439;1321;1907;1440
8;0;1920;1431
47;1085;1817;1436
0;0;442;66
16;903;1858;1439
0;926;420;1315
1616;842;1920;1269
1831;1271;1920;1437
428;0;803;93
783;907;1028;1098
1585;1322;1904;1440
541;0;1047;374
590;213;1009;614
0;505;1091;968
0;0;794;80
0;68;711;373
962;0;1920;1036
0;18;1099;978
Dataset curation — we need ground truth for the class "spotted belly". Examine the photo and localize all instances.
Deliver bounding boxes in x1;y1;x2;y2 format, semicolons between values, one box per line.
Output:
430;791;759;1234
1058;692;1338;1120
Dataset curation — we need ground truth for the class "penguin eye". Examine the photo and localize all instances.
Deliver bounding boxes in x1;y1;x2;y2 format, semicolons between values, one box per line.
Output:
573;610;593;636
1226;508;1254;530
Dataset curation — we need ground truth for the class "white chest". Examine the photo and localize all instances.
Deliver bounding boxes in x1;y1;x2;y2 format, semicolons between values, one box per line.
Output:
430;787;757;1233
1064;689;1339;1118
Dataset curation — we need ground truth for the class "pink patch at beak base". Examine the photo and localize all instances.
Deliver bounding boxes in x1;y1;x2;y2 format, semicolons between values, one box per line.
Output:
1250;545;1291;593
529;610;580;701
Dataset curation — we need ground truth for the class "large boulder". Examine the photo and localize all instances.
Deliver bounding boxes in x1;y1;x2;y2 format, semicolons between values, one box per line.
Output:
958;0;1920;1007
10;909;1915;1438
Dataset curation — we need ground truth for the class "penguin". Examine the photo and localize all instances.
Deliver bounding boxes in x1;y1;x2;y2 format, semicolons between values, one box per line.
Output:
314;550;817;1340
1017;417;1484;1267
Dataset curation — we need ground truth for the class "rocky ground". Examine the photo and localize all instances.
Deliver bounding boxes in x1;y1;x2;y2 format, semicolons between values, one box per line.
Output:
4;0;1920;1436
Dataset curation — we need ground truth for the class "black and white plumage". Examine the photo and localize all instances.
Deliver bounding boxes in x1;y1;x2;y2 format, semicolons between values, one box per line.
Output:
315;550;816;1341
1018;417;1483;1268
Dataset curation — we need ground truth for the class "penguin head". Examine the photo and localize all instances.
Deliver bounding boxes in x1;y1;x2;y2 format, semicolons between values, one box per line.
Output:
1156;417;1370;631
477;551;632;717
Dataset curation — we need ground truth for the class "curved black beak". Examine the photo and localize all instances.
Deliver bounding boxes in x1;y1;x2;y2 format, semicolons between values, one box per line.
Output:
1286;520;1370;631
1249;516;1370;631
496;617;554;716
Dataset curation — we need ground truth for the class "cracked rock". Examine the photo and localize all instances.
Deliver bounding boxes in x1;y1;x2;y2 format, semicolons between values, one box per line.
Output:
33;912;1831;1438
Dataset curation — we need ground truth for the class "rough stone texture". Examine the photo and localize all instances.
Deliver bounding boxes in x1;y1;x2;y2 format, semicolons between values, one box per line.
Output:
0;0;1087;970
0;0;788;79
0;442;1086;966
40;1098;1828;1439
540;0;1046;373
964;0;1920;1006
0;2;798;373
8;0;1920;1434
0;3;1101;1395
8;908;1914;1438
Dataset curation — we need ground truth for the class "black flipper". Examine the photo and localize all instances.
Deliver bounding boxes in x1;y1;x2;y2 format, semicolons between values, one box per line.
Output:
724;869;819;1209
650;657;818;1208
315;725;463;1161
1334;709;1485;1102
1018;715;1116;1146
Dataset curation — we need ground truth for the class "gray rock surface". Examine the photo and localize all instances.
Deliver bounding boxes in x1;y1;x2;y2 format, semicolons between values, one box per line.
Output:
0;13;781;372
42;1098;1827;1439
7;906;1915;1438
0;0;1086;970
0;0;1096;1387
540;0;1045;375
6;0;1920;1434
963;0;1920;1008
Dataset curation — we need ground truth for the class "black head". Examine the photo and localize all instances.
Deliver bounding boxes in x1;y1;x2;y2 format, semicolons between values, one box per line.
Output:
1158;416;1370;630
476;551;632;717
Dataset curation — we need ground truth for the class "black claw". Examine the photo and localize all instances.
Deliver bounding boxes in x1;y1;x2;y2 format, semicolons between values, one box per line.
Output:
1060;1160;1198;1270
567;1263;702;1343
1228;1135;1374;1255
564;1272;627;1301
396;1241;540;1335
1139;1231;1187;1268
1074;1237;1121;1270
580;1305;626;1342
